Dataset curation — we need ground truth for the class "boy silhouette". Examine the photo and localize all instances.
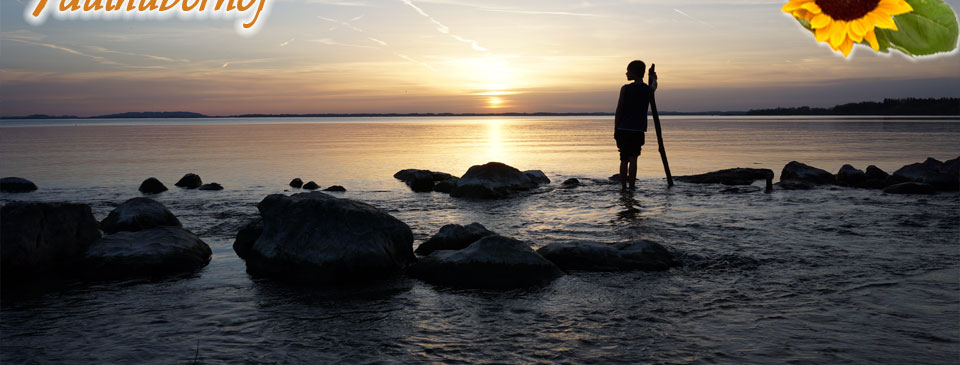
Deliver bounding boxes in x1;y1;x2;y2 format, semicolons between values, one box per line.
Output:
614;60;657;190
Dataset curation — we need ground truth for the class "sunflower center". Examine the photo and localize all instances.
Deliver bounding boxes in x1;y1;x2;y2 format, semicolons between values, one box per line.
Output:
814;0;881;21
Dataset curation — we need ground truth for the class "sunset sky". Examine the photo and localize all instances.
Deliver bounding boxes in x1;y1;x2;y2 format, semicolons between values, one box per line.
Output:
1;0;958;116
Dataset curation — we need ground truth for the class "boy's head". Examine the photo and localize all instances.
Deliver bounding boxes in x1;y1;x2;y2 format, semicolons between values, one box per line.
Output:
626;60;646;81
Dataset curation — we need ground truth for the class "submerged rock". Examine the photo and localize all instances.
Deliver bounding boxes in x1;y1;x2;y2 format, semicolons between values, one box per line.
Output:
411;235;563;289
537;240;678;272
289;178;303;188
780;161;834;185
139;177;168;194
415;222;497;256
394;169;438;192
1;202;101;277
883;182;936;195
677;168;774;192
0;177;38;193
240;192;415;281
100;197;182;234
198;183;224;191
323;185;346;192
83;226;212;278
776;179;816;190
175;173;202;189
450;162;540;199
561;178;581;188
302;181;320;190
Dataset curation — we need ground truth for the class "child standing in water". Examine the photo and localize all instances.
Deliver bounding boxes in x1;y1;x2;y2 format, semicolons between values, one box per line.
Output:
614;60;657;190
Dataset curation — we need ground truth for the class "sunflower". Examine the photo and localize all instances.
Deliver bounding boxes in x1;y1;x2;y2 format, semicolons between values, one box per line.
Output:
783;0;914;57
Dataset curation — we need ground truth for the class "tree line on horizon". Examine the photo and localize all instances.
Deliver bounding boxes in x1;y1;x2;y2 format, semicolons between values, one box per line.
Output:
746;97;959;116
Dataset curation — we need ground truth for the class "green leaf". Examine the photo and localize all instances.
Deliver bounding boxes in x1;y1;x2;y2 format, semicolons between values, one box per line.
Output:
878;0;959;56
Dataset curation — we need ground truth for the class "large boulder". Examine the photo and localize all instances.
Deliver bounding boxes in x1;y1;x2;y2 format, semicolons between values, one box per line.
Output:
83;226;212;278
302;181;320;190
780;161;834;185
1;202;101;277
394;169;442;192
883;182;936;195
410;235;563;289
1;177;38;193
289;178;303;188
450;162;540;198
415;222;497;256
862;165;890;189
100;197;182;234
524;170;551;185
241;192;415;281
174;173;202;189
892;157;959;191
233;218;263;260
836;164;867;187
537;240;678;272
139;177;168;194
677;168;774;192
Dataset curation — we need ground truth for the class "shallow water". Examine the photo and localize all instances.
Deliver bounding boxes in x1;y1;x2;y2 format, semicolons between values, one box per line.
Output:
1;117;958;363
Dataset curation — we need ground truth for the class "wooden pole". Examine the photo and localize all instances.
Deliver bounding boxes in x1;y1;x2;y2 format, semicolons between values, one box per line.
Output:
649;64;674;187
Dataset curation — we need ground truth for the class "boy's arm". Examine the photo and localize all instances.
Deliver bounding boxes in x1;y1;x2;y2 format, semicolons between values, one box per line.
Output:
614;85;627;127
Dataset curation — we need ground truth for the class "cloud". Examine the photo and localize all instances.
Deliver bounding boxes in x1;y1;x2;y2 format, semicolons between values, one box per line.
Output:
87;46;186;63
399;0;488;52
4;38;123;67
368;37;388;46
280;38;295;47
308;38;378;49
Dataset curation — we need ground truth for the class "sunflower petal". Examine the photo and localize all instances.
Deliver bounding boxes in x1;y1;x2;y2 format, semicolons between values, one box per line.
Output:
839;38;854;57
850;18;867;36
800;2;821;14
878;0;913;15
829;21;847;48
810;14;832;29
781;0;808;12
865;29;880;51
872;14;898;30
816;26;831;42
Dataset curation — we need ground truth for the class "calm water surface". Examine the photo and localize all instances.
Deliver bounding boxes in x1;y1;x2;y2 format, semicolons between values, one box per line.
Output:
1;116;958;363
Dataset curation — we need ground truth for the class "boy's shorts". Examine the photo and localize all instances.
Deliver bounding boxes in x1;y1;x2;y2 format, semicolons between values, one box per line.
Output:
615;129;645;161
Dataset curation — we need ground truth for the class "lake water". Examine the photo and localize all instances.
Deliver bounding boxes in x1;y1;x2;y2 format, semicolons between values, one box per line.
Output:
1;116;958;363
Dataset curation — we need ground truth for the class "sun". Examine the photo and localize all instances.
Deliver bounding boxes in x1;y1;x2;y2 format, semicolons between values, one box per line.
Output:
487;96;505;108
783;0;913;57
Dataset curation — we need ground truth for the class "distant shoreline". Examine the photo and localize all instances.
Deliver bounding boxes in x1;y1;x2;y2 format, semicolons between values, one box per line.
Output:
3;97;957;120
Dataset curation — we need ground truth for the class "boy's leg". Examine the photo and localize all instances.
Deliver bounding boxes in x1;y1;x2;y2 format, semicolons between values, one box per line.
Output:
628;155;639;189
619;160;629;190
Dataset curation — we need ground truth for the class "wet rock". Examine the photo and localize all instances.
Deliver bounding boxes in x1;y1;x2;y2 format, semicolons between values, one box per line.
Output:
883;182;936;195
433;178;459;193
0;177;38;193
776;179;816;190
862;165;890;189
1;202;101;277
323;185;346;192
241;192;415;281
836;164;867;187
174;173;202;189
411;235;563;289
450;162;539;199
677;168;774;192
780;161;834;185
302;181;320;190
198;183;223;191
289;178;303;188
138;177;168;194
524;170;551;185
537;240;677;272
394;169;436;192
891;157;959;191
431;171;454;181
100;197;182;234
83;226;212;278
609;174;621;183
561;178;581;188
233;218;263;260
415;222;497;256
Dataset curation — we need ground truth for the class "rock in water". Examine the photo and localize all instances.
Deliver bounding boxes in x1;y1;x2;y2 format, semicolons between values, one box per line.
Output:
537;240;678;272
139;177;168;194
302;181;320;190
241;192;415;281
523;170;551;185
432;178;459;193
394;169;435;192
289;178;303;188
891;156;959;191
0;177;38;193
323;185;346;192
780;161;834;185
863;165;890;189
676;168;774;192
450;162;539;199
100;197;182;234
836;164;867;187
411;235;563;289
883;182;936;195
233;218;263;260
175;173;202;189
1;202;101;278
83;226;212;278
415;222;497;256
198;183;224;191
